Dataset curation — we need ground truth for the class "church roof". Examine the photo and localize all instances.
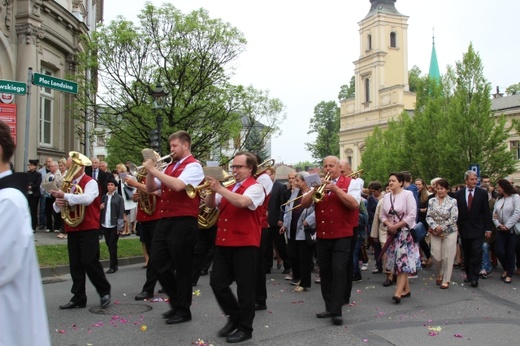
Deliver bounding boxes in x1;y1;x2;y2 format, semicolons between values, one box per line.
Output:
428;37;441;80
364;0;403;19
491;94;520;112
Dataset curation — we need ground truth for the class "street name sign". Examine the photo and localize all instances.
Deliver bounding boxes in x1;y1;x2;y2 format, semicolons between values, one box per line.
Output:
0;79;27;95
33;73;78;94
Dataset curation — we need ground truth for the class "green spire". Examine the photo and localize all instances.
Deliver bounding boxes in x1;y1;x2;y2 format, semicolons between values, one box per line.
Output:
429;31;441;80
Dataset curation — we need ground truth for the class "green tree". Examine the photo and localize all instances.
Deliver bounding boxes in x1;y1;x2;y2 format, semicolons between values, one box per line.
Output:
73;3;284;165
338;76;355;100
305;101;340;163
360;43;515;184
506;82;520;95
408;65;423;93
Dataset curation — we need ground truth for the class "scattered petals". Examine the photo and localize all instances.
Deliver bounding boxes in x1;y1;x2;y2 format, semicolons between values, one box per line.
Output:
58;330;66;334
454;333;463;338
140;325;147;331
193;289;201;296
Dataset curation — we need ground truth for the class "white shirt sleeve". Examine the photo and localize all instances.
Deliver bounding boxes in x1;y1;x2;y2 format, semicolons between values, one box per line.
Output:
347;178;362;204
256;174;273;196
65;177;99;206
177;162;205;187
244;183;266;210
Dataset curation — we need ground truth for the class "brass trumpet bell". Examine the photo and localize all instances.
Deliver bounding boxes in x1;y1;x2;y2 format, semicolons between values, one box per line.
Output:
255;159;275;177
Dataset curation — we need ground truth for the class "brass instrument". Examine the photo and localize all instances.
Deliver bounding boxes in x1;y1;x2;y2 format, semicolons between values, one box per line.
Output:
347;169;364;179
192;170;235;229
280;190;313;213
186;170;235;199
313;172;332;203
61;151;92;227
127;151;172;215
255;159;275;177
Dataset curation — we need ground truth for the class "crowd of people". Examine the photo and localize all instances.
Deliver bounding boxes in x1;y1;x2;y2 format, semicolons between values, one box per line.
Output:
5;121;520;344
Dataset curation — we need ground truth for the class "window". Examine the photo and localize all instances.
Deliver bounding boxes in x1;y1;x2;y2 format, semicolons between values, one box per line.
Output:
511;141;520;160
39;69;54;146
97;133;106;146
365;78;370;103
390;32;397;48
367;34;372;50
347;156;352;166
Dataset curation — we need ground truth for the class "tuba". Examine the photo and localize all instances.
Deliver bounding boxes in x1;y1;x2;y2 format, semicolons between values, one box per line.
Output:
61;151;92;227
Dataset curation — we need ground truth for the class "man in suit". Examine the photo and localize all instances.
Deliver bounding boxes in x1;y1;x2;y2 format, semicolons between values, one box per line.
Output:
100;178;125;274
455;170;492;287
88;157;109;196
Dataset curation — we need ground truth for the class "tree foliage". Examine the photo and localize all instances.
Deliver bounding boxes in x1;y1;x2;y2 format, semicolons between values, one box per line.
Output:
338;76;355;100
506;82;520;96
72;3;285;167
361;43;515;185
305;101;340;163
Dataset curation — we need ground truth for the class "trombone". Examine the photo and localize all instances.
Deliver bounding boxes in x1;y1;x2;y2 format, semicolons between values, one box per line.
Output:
280;172;332;213
128;153;172;177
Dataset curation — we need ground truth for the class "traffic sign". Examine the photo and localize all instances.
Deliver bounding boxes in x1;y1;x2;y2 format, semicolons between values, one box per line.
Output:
32;73;78;94
0;79;27;95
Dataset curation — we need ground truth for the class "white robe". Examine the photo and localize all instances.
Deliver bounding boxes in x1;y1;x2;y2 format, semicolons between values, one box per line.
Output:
0;174;51;346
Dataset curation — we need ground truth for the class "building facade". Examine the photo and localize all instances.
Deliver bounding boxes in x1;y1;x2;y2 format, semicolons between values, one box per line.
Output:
0;0;103;171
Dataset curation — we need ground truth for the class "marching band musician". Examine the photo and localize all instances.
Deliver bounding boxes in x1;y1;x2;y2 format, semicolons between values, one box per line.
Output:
252;154;273;312
124;172;161;301
144;130;204;325
51;155;111;310
204;151;265;344
299;156;361;326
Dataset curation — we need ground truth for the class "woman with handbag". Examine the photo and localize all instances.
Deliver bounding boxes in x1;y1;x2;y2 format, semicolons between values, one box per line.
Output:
492;179;520;284
381;172;420;304
425;178;458;289
280;172;316;292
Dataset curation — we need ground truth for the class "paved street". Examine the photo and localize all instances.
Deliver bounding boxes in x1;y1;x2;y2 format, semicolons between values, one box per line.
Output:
41;246;520;346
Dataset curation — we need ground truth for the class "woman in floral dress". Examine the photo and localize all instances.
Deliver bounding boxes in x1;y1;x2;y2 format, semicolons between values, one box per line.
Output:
381;172;420;304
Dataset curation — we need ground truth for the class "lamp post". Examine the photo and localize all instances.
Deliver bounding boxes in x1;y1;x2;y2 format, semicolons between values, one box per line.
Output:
149;84;168;155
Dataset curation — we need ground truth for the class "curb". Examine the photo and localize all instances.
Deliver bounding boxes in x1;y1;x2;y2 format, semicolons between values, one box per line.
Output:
40;256;145;280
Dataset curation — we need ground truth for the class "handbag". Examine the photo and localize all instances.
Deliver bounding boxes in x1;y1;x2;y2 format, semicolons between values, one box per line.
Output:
303;225;316;245
411;222;427;243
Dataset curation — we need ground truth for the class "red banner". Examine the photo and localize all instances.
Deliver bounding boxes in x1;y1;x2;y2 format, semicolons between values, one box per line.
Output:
0;103;17;144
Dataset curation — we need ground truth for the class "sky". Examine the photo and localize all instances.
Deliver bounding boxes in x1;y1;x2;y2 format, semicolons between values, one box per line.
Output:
103;0;520;165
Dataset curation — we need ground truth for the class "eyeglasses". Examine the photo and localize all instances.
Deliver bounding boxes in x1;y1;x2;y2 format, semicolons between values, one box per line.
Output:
230;165;245;170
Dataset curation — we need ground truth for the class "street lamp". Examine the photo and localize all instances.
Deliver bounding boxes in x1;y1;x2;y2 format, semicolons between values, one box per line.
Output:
149;84;168;155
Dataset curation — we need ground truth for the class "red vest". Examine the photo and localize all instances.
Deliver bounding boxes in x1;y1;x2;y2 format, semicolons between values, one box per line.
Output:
64;175;101;232
216;176;263;247
159;155;201;218
136;181;162;222
315;175;359;239
257;172;270;229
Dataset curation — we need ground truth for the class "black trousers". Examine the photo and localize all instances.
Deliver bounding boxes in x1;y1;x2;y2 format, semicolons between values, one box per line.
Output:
101;226;119;269
345;228;358;303
317;236;352;316
210;246;258;334
150;216;198;318
192;225;217;285
265;225;291;271
67;230;111;304
255;228;269;305
27;194;39;230
141;219;159;294
287;237;314;287
461;237;483;282
45;196;61;231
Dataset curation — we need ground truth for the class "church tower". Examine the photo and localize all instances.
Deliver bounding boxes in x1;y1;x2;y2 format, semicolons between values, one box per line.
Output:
338;0;415;169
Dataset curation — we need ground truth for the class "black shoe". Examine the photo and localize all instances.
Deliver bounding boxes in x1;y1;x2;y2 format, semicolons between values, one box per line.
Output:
100;294;111;308
255;303;267;311
383;279;393;287
392;296;401;304
402;291;411;298
316;311;333;319
352;273;362;282
282;268;291;274
227;330;252;343
165;315;192;324
332;315;343;325
135;291;153;301
217;319;238;337
464;277;471;283
158;288;165;294
59;300;86;309
106;267;118;274
162;309;177;319
471;281;479;287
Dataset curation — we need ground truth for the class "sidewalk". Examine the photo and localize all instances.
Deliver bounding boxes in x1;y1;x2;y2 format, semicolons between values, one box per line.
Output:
33;230;144;279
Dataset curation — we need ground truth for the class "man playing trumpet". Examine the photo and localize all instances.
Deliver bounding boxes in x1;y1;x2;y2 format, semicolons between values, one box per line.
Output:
300;156;361;326
144;130;204;325
204;151;265;343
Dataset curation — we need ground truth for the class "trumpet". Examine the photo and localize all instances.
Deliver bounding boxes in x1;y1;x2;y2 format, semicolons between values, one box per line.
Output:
313;172;332;203
128;153;172;177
